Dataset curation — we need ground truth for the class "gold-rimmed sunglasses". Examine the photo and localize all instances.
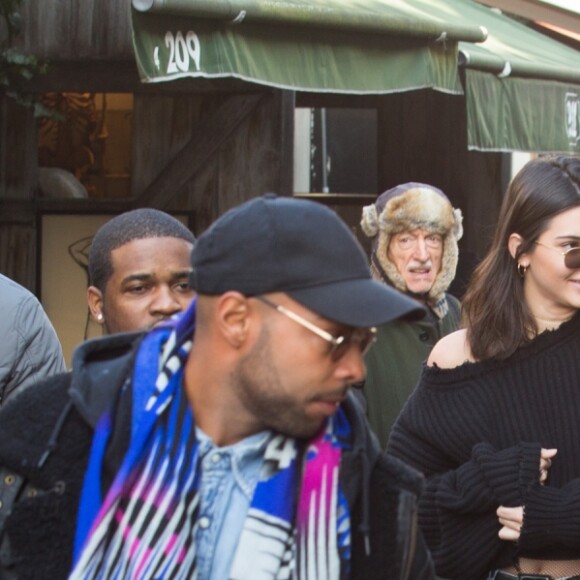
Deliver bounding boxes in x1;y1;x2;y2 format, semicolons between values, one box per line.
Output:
534;241;580;269
254;296;377;361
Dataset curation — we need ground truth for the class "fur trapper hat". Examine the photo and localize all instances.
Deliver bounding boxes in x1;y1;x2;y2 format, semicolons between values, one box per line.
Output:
361;183;463;308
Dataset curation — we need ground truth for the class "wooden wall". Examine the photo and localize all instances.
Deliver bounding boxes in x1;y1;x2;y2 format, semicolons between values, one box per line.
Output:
1;0;295;288
376;89;506;297
131;90;294;235
0;86;294;290
18;0;133;59
377;89;504;262
2;0;507;300
0;97;37;199
0;97;38;290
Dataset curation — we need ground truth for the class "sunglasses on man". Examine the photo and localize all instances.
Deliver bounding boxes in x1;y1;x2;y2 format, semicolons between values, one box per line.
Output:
255;296;377;362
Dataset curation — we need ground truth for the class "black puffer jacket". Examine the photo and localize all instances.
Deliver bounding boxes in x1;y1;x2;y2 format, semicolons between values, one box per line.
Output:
0;332;433;579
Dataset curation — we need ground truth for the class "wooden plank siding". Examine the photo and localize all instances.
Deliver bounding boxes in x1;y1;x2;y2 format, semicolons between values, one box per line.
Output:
17;0;133;59
0;98;37;200
377;89;503;258
0;97;39;289
0;1;296;289
131;90;295;234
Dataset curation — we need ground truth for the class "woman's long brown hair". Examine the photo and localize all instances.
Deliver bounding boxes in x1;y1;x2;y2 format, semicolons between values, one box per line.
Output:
462;156;580;360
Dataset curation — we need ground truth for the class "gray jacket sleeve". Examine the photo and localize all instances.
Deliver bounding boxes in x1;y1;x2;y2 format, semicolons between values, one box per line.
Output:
0;290;66;403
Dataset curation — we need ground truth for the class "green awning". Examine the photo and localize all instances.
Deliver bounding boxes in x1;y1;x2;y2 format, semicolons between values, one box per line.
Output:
131;0;580;153
456;0;580;153
465;70;580;153
131;0;488;95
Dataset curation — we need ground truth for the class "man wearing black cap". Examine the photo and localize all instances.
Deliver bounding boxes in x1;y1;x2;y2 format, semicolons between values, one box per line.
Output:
0;195;433;579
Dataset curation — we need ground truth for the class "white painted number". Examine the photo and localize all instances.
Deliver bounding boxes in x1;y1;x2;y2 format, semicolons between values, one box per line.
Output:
164;30;201;74
186;31;201;71
265;435;297;469
566;92;580;145
165;31;178;73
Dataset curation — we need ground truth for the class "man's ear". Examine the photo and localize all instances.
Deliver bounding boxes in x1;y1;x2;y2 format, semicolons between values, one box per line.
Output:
87;286;105;324
215;292;253;349
508;233;525;261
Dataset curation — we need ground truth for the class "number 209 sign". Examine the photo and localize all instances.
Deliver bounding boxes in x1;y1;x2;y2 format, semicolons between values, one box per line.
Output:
163;31;201;74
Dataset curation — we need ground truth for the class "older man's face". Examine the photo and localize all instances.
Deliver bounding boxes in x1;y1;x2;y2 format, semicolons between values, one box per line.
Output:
387;229;443;295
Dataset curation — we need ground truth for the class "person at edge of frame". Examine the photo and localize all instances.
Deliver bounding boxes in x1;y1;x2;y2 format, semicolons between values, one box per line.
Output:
388;156;580;580
0;273;66;405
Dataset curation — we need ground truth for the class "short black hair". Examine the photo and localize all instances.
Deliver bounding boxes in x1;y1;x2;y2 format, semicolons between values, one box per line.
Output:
89;208;195;292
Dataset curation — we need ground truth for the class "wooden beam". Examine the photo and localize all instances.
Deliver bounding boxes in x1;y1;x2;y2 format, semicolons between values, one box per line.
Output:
294;193;377;206
296;93;382;109
0;198;134;224
23;60;261;94
0;200;35;224
36;198;131;213
28;61;142;93
132;93;266;208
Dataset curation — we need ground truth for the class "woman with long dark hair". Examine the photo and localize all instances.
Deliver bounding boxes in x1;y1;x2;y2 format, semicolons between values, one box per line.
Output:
388;155;580;580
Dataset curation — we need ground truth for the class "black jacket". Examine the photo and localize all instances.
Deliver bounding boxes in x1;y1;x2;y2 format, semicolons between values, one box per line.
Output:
0;331;433;579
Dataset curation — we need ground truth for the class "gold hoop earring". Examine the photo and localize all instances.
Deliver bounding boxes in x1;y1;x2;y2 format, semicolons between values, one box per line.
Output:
517;263;527;278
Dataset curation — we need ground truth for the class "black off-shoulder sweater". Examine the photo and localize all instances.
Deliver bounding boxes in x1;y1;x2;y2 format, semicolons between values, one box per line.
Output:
388;313;580;580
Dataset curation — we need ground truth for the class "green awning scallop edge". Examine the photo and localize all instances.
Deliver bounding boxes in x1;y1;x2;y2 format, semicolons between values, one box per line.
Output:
466;69;580;153
130;2;467;96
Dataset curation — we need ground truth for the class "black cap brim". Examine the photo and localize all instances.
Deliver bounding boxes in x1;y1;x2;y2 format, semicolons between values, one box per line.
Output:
288;278;425;328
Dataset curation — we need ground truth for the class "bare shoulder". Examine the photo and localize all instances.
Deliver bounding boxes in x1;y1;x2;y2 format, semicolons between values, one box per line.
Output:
427;329;475;369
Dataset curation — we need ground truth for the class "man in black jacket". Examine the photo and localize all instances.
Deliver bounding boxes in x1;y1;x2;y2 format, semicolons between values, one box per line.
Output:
0;195;433;579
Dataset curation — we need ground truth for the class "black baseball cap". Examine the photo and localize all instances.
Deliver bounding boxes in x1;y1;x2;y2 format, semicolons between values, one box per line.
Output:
190;194;425;327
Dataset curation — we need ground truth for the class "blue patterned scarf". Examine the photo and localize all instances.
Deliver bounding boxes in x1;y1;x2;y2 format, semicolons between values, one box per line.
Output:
70;300;353;579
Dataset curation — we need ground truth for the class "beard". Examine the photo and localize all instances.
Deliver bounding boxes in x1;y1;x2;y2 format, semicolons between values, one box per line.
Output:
233;324;326;439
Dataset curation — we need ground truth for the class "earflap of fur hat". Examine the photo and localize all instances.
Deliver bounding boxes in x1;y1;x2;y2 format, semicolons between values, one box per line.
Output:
360;203;380;239
428;232;459;302
373;228;408;294
452;208;464;241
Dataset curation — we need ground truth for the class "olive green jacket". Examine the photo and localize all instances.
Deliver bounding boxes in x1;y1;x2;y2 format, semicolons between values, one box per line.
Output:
362;294;460;448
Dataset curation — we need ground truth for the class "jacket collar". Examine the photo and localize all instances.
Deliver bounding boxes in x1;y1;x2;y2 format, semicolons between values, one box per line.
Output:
68;331;144;428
